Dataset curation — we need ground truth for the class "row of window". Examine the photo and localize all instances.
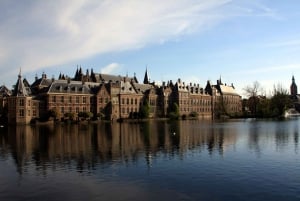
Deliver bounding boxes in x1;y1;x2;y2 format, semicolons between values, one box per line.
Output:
51;96;88;104
57;106;88;114
121;98;139;105
180;99;211;106
180;107;211;113
18;109;37;117
121;107;139;114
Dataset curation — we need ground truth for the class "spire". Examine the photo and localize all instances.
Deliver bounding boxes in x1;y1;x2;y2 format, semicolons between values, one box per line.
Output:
91;68;96;82
13;69;28;96
291;75;298;97
143;67;149;84
75;68;79;80
18;67;22;78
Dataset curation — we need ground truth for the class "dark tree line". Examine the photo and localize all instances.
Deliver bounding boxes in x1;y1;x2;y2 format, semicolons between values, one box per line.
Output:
243;82;293;118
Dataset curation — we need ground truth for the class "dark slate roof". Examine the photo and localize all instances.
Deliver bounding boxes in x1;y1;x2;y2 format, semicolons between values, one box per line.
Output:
47;80;92;95
132;83;153;94
93;73;138;83
31;78;52;88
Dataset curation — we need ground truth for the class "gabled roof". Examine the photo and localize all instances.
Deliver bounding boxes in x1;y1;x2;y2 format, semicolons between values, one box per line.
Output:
120;81;137;94
0;85;12;97
132;83;153;94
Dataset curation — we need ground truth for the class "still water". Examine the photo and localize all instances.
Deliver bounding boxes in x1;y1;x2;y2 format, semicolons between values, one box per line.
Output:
0;119;299;201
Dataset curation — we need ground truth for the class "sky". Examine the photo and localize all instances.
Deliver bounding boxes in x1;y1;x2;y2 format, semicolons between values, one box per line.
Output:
1;0;300;97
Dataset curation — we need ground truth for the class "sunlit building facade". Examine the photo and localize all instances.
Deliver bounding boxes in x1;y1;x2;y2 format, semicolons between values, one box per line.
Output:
2;68;242;124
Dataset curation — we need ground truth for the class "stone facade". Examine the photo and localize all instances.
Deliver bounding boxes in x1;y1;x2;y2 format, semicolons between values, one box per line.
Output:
1;68;242;124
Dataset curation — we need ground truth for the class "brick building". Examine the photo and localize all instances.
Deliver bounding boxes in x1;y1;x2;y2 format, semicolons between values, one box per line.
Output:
2;68;242;124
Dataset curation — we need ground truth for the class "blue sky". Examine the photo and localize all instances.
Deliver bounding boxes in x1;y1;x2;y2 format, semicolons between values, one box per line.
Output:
1;0;300;96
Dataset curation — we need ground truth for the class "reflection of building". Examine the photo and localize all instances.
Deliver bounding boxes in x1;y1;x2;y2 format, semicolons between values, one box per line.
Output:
2;68;242;124
0;121;239;173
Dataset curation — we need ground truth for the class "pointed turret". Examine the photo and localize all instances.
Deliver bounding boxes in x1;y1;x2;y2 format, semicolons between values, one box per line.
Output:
13;69;28;96
143;68;149;84
74;67;79;80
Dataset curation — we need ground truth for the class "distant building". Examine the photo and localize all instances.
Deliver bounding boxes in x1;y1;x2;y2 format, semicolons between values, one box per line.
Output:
2;68;242;124
291;76;298;99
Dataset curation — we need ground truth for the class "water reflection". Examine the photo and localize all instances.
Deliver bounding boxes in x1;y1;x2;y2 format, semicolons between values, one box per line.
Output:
0;120;240;174
0;119;299;175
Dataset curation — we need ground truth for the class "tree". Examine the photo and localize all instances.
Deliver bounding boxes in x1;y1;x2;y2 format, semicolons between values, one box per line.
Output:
78;111;93;120
64;112;75;120
270;84;293;117
48;109;60;120
139;99;150;119
168;102;180;120
243;81;264;117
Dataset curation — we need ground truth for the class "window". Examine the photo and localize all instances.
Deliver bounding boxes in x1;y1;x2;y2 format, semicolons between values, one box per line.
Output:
52;96;56;103
76;97;79;103
105;98;108;103
19;99;24;106
76;107;79;113
19;109;24;117
69;96;72;103
83;97;86;103
61;96;64;103
61;107;64;113
99;98;103;104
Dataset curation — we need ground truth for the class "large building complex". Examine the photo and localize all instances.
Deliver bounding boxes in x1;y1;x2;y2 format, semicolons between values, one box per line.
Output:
0;68;242;124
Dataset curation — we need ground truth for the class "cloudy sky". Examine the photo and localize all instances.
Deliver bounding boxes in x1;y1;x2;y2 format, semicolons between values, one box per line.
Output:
1;0;300;96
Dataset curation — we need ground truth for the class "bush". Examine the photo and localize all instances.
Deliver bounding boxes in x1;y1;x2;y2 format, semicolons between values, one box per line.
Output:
168;112;179;120
189;111;199;118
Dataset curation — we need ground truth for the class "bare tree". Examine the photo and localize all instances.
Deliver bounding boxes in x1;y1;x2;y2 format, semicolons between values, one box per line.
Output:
243;81;264;117
243;81;263;98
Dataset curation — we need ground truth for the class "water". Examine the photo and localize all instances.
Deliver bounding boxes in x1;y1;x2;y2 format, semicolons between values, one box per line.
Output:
0;119;299;201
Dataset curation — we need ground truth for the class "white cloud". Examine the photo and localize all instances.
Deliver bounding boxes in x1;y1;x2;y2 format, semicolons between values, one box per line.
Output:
100;63;122;74
0;1;233;73
0;0;277;85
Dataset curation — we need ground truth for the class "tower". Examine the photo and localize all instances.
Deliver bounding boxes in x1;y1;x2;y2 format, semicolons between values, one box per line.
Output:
290;75;298;98
143;68;149;84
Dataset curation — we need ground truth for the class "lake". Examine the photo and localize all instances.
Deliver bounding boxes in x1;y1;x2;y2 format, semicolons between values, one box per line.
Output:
0;119;299;201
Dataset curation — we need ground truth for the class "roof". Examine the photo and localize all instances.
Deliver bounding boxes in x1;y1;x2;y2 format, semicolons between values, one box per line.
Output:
0;85;12;97
92;73;138;83
132;83;153;94
218;84;239;95
120;81;137;94
47;80;92;95
12;74;31;96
